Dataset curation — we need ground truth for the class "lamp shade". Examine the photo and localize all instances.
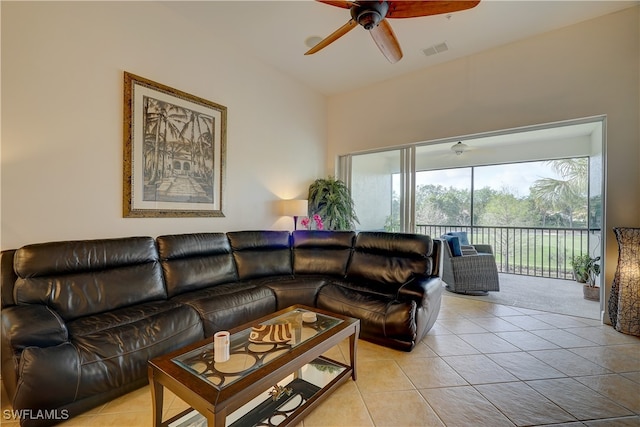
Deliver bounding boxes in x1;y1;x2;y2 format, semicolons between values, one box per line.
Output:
281;199;308;217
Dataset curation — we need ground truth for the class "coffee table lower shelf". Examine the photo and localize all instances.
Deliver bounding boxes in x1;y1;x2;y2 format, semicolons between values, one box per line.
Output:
161;356;352;427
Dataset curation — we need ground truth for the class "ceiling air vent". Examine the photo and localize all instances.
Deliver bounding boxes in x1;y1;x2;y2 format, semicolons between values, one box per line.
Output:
422;41;449;57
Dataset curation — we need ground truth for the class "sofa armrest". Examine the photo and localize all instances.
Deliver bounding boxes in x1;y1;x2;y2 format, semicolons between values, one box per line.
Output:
397;275;441;304
1;304;68;351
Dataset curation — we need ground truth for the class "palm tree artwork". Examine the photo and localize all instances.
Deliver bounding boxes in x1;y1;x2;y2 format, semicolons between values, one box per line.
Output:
142;96;214;203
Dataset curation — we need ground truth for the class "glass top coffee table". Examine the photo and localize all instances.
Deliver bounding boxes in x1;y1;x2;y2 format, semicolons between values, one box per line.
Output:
148;305;360;427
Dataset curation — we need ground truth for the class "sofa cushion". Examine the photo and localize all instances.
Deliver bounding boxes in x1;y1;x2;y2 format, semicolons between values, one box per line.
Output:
292;230;354;276
55;300;202;402
328;278;399;299
347;232;433;285
173;282;276;336
227;231;292;280
317;283;417;344
262;276;330;310
13;237;165;321
157;233;238;298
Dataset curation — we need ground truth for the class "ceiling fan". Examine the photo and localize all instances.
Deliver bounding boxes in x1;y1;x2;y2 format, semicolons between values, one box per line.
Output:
305;1;481;63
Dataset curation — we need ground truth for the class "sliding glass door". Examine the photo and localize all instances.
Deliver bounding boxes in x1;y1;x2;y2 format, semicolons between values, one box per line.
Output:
349;149;402;231
339;117;605;318
340;118;604;275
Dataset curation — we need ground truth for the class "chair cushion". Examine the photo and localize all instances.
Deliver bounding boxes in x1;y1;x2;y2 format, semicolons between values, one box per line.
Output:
460;245;478;256
446;231;470;245
441;235;463;257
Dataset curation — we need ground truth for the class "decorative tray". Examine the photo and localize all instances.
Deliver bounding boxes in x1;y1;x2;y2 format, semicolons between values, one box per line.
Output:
249;323;292;344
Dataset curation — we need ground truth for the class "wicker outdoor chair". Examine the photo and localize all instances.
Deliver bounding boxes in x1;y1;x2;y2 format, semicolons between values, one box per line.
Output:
441;239;500;295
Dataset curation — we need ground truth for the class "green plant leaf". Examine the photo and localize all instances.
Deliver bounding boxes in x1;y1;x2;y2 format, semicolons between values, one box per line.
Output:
307;176;359;231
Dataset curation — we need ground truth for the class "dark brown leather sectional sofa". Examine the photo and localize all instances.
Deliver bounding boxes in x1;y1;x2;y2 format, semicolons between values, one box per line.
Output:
0;230;442;426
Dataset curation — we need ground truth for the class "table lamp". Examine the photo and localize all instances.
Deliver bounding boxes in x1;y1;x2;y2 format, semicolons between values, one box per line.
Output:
281;199;308;230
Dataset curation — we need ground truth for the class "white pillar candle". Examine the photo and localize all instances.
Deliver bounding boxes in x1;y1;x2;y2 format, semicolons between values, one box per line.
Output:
213;331;230;363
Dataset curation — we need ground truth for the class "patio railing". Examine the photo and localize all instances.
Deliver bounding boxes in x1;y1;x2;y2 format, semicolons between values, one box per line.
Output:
416;224;600;280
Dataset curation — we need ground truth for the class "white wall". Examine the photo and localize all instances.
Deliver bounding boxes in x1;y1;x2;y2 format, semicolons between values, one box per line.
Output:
1;2;326;249
327;6;640;322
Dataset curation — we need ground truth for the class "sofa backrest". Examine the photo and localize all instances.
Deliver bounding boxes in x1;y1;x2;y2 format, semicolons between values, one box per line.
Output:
12;237;165;321
0;250;17;308
227;231;292;280
292;230;355;276
346;232;434;285
156;233;238;298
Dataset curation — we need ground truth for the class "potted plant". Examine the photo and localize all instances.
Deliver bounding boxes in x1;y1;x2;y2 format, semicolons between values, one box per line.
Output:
570;254;591;283
307;176;359;231
571;254;601;301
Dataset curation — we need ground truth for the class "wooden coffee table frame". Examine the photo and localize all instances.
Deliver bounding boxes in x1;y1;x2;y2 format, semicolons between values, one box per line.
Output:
148;305;360;427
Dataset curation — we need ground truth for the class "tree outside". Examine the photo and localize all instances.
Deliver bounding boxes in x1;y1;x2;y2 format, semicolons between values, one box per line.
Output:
385;158;589;231
384;158;590;277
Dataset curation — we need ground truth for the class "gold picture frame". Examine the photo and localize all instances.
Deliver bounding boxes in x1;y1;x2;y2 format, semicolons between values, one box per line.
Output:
123;72;226;218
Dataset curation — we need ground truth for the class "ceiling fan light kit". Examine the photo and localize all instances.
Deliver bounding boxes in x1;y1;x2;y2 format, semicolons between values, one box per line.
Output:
451;141;468;155
305;1;480;63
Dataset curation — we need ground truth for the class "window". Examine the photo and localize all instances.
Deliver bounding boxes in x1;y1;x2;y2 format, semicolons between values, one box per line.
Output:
350;150;401;231
415;168;471;227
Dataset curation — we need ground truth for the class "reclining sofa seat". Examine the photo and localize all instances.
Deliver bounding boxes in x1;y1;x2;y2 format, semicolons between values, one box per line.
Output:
156;231;277;336
316;231;442;351
1;237;203;427
281;229;356;308
0;230;442;427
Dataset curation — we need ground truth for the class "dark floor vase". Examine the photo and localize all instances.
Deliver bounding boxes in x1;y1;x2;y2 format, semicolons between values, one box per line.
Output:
583;284;600;301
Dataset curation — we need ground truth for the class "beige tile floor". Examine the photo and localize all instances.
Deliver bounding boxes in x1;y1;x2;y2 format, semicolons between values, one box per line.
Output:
2;293;639;426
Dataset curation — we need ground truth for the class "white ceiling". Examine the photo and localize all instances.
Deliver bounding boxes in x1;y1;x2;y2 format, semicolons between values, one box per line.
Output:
162;1;638;96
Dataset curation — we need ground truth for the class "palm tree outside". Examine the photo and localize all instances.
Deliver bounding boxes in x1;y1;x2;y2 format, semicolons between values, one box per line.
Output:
395;157;591;278
530;158;588;228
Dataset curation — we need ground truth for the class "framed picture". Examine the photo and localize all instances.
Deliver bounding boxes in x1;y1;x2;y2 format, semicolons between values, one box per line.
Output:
123;72;226;217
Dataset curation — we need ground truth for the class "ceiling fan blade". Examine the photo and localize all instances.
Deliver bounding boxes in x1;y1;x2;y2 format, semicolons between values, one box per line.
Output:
305;19;358;55
369;19;402;63
315;1;358;9
386;1;480;19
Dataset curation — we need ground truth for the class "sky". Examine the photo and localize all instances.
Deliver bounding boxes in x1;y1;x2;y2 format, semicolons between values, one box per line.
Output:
413;160;564;198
